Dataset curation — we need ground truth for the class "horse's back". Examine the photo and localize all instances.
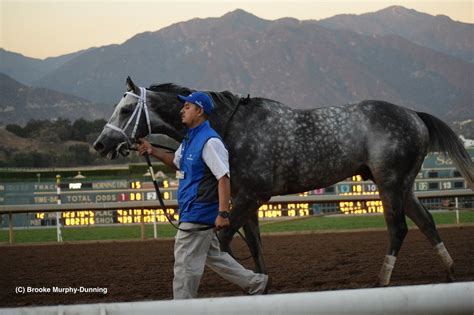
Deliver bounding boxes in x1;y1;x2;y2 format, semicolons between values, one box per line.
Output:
227;98;430;196
273;100;429;194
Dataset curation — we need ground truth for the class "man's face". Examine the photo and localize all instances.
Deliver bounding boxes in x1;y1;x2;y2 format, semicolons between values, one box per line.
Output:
180;102;204;128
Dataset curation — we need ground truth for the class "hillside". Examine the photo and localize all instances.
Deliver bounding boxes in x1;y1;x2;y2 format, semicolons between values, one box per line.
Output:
0;120;146;167
0;128;43;155
0;73;108;125
0;127;75;166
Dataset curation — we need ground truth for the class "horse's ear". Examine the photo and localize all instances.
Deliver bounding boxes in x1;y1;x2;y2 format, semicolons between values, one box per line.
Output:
126;76;138;93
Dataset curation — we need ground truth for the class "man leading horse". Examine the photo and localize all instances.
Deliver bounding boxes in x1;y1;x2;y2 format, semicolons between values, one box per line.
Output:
136;89;270;299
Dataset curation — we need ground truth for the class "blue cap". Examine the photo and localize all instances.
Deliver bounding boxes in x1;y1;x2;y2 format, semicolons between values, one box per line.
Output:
177;92;214;115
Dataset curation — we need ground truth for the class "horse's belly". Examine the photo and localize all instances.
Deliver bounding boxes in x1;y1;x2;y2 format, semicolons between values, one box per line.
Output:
273;163;358;196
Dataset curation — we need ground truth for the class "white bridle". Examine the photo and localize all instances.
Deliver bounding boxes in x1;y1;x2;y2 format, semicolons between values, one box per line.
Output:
105;87;152;146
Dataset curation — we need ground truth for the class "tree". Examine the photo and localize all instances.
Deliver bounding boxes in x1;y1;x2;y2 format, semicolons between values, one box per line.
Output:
52;118;72;141
24;120;49;138
68;144;94;165
6;124;27;137
38;128;60;143
72;118;90;141
13;151;50;167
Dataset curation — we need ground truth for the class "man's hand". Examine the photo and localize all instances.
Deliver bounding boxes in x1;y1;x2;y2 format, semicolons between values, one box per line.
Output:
215;216;230;231
137;138;153;156
136;138;177;170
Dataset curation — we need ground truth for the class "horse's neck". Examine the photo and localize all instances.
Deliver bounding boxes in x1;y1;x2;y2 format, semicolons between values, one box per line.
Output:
147;90;239;141
208;97;241;136
149;95;185;142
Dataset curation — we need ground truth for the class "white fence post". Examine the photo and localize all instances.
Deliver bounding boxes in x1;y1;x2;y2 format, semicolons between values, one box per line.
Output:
455;197;459;225
55;175;63;242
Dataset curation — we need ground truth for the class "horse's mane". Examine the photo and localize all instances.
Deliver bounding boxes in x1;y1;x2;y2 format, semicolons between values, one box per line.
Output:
148;83;247;110
148;83;192;96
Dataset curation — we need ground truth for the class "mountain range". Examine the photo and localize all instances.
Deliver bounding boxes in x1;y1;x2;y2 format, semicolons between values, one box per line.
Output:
319;6;473;63
0;73;108;125
0;6;472;126
0;48;90;85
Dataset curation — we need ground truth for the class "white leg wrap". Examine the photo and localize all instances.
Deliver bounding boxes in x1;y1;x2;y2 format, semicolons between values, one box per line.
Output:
434;242;453;270
378;255;397;286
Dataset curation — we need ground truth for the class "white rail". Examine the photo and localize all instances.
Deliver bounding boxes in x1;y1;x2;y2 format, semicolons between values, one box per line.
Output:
2;282;473;315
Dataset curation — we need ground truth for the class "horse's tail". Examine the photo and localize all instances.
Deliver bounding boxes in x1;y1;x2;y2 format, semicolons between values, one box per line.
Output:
417;112;474;189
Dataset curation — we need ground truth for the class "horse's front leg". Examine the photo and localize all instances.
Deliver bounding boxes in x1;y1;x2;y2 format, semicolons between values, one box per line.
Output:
242;210;267;274
217;194;268;273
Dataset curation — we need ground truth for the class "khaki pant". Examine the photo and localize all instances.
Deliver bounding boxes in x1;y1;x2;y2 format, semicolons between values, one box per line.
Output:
173;222;268;299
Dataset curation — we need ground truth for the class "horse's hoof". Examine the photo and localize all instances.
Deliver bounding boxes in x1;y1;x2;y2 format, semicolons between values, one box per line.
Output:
263;275;272;294
447;270;455;282
374;279;388;288
376;277;390;287
446;264;455;282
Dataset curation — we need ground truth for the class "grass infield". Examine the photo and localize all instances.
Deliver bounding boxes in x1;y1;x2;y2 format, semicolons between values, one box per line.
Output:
1;211;473;244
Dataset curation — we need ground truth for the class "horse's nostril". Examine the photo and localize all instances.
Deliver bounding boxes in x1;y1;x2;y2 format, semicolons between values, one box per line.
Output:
94;142;104;152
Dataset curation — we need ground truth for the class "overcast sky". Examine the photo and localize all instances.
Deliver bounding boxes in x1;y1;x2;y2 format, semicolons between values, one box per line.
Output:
1;0;472;59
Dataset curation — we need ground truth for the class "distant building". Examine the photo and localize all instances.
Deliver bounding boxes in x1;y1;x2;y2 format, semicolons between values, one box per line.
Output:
459;136;474;148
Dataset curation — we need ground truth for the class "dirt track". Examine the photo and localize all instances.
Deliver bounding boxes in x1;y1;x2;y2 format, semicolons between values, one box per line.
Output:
1;226;473;307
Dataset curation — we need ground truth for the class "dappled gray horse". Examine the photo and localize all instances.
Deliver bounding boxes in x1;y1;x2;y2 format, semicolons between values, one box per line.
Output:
94;77;473;286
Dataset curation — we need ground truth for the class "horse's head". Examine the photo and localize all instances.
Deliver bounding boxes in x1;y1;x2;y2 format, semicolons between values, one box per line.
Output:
93;76;186;159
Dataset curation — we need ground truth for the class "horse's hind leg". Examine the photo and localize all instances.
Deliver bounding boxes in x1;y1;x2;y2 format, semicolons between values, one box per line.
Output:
404;192;455;281
377;184;410;286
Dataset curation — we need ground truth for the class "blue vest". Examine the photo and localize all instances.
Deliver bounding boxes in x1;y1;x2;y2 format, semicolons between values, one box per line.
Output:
178;121;223;225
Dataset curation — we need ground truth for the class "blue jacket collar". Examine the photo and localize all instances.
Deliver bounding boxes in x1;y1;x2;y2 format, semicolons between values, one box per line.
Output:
186;120;210;140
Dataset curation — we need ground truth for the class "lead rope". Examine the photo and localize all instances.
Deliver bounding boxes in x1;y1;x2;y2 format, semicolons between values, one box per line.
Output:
143;152;214;232
143;152;254;261
143;151;253;260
